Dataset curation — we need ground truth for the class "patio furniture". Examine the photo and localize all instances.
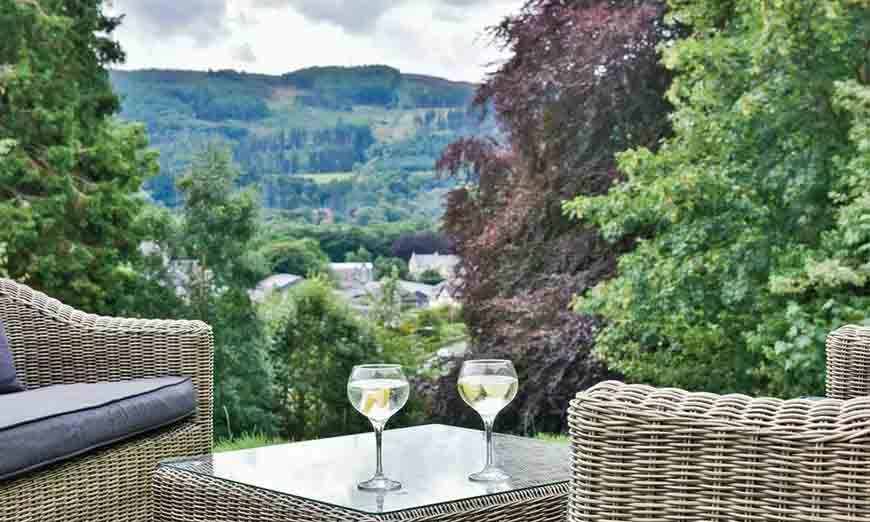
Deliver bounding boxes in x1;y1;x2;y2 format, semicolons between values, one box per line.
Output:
568;325;870;522
0;278;214;522
153;424;570;522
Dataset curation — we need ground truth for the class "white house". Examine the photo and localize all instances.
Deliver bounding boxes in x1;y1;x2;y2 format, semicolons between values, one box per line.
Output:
329;262;375;288
408;252;460;279
139;241;211;299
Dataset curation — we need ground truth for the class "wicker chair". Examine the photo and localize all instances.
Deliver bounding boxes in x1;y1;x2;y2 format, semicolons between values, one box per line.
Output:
568;325;870;522
0;278;213;522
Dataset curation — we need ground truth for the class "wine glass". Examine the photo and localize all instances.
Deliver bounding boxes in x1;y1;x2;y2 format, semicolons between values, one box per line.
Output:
348;364;410;491
457;359;518;482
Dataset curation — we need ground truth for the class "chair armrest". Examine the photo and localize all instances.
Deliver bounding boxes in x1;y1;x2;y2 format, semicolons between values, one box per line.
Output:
827;324;870;400
0;279;213;435
568;381;870;521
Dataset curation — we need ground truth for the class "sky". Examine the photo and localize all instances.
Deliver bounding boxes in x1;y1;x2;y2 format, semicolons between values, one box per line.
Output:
105;0;526;83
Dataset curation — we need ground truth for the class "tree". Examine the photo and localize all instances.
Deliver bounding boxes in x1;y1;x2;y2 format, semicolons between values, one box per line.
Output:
262;238;329;276
344;246;373;263
373;256;409;280
565;0;870;397
371;266;403;328
432;0;673;433
176;143;276;439
390;232;454;261
0;0;164;314
417;269;445;285
270;276;382;440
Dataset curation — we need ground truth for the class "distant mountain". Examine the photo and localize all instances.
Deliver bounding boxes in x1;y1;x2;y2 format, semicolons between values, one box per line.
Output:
111;66;494;209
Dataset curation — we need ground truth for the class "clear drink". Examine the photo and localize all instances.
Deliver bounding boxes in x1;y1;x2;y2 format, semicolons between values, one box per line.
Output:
348;378;410;423
458;375;518;418
457;359;518;482
347;364;409;491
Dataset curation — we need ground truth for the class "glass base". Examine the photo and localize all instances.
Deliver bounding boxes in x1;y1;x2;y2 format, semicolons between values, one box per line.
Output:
468;467;510;482
358;475;402;491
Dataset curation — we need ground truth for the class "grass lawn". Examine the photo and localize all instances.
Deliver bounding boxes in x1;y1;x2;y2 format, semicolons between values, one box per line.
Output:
536;433;568;444
215;433;288;453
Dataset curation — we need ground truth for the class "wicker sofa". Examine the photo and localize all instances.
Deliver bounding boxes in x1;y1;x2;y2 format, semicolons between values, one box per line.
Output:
0;278;213;522
569;325;870;522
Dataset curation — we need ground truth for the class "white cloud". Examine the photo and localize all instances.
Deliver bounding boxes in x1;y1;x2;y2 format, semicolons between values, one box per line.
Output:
231;43;257;63
252;0;398;34
110;0;231;47
107;0;524;82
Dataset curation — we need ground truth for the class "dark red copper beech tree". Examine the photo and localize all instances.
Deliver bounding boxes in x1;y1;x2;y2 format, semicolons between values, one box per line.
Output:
429;0;677;433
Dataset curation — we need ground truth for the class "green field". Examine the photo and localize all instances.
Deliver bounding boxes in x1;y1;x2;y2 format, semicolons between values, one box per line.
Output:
298;172;357;184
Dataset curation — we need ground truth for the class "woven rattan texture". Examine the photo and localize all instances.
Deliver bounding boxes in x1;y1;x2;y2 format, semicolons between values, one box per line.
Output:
0;278;214;522
827;325;870;400
153;465;568;522
569;380;870;522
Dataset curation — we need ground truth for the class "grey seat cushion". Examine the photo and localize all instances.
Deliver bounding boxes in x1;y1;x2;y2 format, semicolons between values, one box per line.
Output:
0;377;196;480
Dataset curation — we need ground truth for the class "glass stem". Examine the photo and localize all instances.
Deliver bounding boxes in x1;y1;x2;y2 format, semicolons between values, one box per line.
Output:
373;421;385;477
483;417;495;469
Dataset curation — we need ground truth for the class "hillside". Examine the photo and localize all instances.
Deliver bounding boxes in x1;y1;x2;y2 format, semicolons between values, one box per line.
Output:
111;66;494;213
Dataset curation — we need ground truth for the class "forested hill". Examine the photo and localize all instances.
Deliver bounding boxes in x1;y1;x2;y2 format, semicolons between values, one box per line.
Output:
111;66;493;210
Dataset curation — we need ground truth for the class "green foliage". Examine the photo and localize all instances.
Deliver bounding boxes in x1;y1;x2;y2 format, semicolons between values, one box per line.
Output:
176;143;276;439
373;256;409;280
0;0;165;314
344;246;373;263
177;144;265;290
371;267;403;328
209;290;276;440
284;65;403;108
565;0;870;397
417;269;445;285
380;305;466;360
268;276;385;440
262;238;329;276
415;306;449;335
263;169;456;224
260;219;430;262
282;65;474;109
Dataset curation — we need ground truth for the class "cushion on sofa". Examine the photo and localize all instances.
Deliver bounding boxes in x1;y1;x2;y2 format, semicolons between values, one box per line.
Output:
0;377;196;480
0;320;24;394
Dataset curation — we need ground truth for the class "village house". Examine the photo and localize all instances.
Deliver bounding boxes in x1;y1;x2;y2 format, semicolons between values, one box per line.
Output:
408;252;460;280
329;262;375;288
249;274;304;303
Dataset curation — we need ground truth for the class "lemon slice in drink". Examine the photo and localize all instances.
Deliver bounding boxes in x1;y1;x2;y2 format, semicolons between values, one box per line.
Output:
361;387;391;416
458;378;483;403
482;382;512;399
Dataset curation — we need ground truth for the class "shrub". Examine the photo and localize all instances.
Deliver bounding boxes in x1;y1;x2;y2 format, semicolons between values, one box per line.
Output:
344;246;373;263
269;277;392;439
417;269;445;285
262;238;329;276
415;306;449;336
373;256;409;280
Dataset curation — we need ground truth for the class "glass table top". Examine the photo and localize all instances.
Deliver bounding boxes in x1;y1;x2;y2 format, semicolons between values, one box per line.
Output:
163;424;571;515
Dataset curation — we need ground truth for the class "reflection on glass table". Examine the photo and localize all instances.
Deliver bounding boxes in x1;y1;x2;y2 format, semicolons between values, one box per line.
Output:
162;424;571;515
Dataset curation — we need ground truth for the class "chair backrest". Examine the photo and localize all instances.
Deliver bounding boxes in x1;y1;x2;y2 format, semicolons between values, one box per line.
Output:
827;325;870;400
0;278;82;389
